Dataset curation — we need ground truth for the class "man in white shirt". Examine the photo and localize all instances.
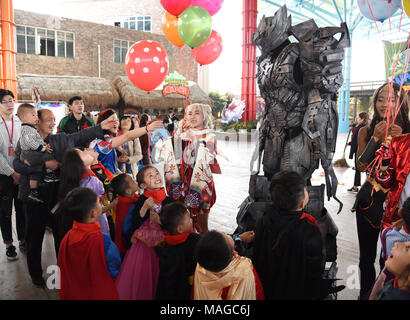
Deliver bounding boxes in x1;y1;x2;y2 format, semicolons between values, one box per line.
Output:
0;89;25;260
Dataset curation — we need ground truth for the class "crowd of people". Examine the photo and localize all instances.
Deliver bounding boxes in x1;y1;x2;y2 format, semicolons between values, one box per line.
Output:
0;82;409;300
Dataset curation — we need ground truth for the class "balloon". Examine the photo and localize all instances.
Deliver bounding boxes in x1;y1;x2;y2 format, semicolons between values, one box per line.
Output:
160;0;192;17
124;40;169;93
192;29;223;65
356;0;401;22
191;0;224;16
178;6;212;48
403;0;410;17
162;12;184;47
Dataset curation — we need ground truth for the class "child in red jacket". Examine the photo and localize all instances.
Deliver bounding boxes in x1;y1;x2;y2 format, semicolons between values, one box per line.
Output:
58;187;121;300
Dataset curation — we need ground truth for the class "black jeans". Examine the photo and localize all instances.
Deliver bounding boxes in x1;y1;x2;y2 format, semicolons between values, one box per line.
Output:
0;174;25;245
25;181;60;279
354;181;386;299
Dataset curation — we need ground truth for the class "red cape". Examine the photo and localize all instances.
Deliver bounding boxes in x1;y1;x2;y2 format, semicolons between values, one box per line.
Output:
58;221;119;300
114;194;139;254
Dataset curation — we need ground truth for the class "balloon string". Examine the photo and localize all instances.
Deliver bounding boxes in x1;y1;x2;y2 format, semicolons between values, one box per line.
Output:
179;46;182;75
392;38;410;124
367;0;380;34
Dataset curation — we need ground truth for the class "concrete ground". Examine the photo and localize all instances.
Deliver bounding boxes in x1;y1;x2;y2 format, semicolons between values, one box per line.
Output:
0;131;380;300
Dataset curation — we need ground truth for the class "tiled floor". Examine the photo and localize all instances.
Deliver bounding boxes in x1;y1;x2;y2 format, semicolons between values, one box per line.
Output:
0;132;381;300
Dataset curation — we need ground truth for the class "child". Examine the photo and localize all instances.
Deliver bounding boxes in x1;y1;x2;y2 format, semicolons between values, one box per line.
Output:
163;103;221;234
253;171;343;300
154;202;200;300
382;197;410;262
193;230;264;300
110;173;139;257
368;198;410;300
58;187;121;300
115;166;174;300
376;241;410;300
16;103;57;203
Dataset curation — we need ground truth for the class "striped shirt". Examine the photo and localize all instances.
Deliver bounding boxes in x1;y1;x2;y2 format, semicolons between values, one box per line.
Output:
0;115;21;176
20;123;46;152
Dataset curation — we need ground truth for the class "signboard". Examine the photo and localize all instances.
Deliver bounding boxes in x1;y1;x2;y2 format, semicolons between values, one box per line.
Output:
162;85;190;98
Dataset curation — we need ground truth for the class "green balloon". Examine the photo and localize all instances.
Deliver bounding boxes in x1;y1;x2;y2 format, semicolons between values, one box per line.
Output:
178;6;212;48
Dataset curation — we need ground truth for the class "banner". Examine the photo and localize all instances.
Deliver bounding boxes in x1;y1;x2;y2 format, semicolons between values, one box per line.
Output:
383;40;410;88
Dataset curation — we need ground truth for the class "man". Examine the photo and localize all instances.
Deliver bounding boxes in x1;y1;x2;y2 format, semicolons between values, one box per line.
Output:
163;108;178;135
57;96;95;134
0;89;25;260
252;171;343;300
13;108;117;287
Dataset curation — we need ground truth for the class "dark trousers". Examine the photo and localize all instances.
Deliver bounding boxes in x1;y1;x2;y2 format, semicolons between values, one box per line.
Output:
353;158;361;187
25;181;59;279
356;212;385;299
0;174;25;245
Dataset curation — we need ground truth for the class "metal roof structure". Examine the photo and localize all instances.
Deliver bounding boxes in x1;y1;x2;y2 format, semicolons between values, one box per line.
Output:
257;0;410;132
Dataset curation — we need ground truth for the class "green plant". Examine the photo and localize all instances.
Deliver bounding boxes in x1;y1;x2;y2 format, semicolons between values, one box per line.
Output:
209;91;228;117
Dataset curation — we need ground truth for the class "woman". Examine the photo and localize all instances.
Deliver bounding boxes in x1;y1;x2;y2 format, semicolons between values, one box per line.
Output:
118;115;142;179
138;113;150;166
163;103;221;234
354;82;409;299
348;112;369;193
94;109;161;175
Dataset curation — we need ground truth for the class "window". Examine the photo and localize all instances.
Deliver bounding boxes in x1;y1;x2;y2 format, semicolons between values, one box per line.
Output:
117;16;151;32
16;26;35;54
16;25;74;58
114;39;132;64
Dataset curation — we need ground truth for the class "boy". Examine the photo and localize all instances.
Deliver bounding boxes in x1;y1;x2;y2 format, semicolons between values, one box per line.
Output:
252;171;343;300
193;230;264;300
58;187;121;300
121;166;174;247
154;202;200;300
110;173;139;257
16;103;58;203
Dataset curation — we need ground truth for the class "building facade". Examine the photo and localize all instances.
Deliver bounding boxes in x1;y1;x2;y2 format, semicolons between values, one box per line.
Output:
15;9;198;83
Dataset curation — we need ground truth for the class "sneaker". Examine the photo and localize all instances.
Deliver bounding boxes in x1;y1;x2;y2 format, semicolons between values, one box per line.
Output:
43;171;59;183
31;276;46;288
28;190;44;203
347;187;359;193
6;245;18;261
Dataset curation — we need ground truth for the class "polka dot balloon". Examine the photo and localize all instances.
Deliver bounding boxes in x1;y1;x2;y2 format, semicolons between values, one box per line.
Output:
125;40;169;93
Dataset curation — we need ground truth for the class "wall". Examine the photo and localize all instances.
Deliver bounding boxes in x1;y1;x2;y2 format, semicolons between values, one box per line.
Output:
14;9;198;82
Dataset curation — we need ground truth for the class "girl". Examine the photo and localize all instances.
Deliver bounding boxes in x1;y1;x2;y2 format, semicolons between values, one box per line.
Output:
138;113;150;166
354;82;410;299
164;103;221;234
57;148;117;246
116;166;174;300
118;115;143;179
94;109;161;175
377;241;410;300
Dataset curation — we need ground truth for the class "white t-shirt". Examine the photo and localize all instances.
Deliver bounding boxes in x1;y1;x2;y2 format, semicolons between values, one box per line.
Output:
398;173;410;208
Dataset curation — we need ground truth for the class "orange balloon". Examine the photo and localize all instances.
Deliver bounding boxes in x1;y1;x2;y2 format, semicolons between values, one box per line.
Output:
162;12;184;47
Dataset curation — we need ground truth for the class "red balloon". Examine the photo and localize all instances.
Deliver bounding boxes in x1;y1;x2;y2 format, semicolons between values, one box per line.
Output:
192;30;223;66
160;0;192;16
125;40;169;93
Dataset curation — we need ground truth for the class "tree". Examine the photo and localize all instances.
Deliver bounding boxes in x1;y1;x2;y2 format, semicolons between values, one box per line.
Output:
208;91;227;118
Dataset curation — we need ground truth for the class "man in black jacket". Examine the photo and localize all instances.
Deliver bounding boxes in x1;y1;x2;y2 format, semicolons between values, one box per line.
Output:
13;108;117;287
163;109;178;135
253;171;342;300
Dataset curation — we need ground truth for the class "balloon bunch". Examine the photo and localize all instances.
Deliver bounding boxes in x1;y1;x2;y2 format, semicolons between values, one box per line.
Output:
161;0;224;66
